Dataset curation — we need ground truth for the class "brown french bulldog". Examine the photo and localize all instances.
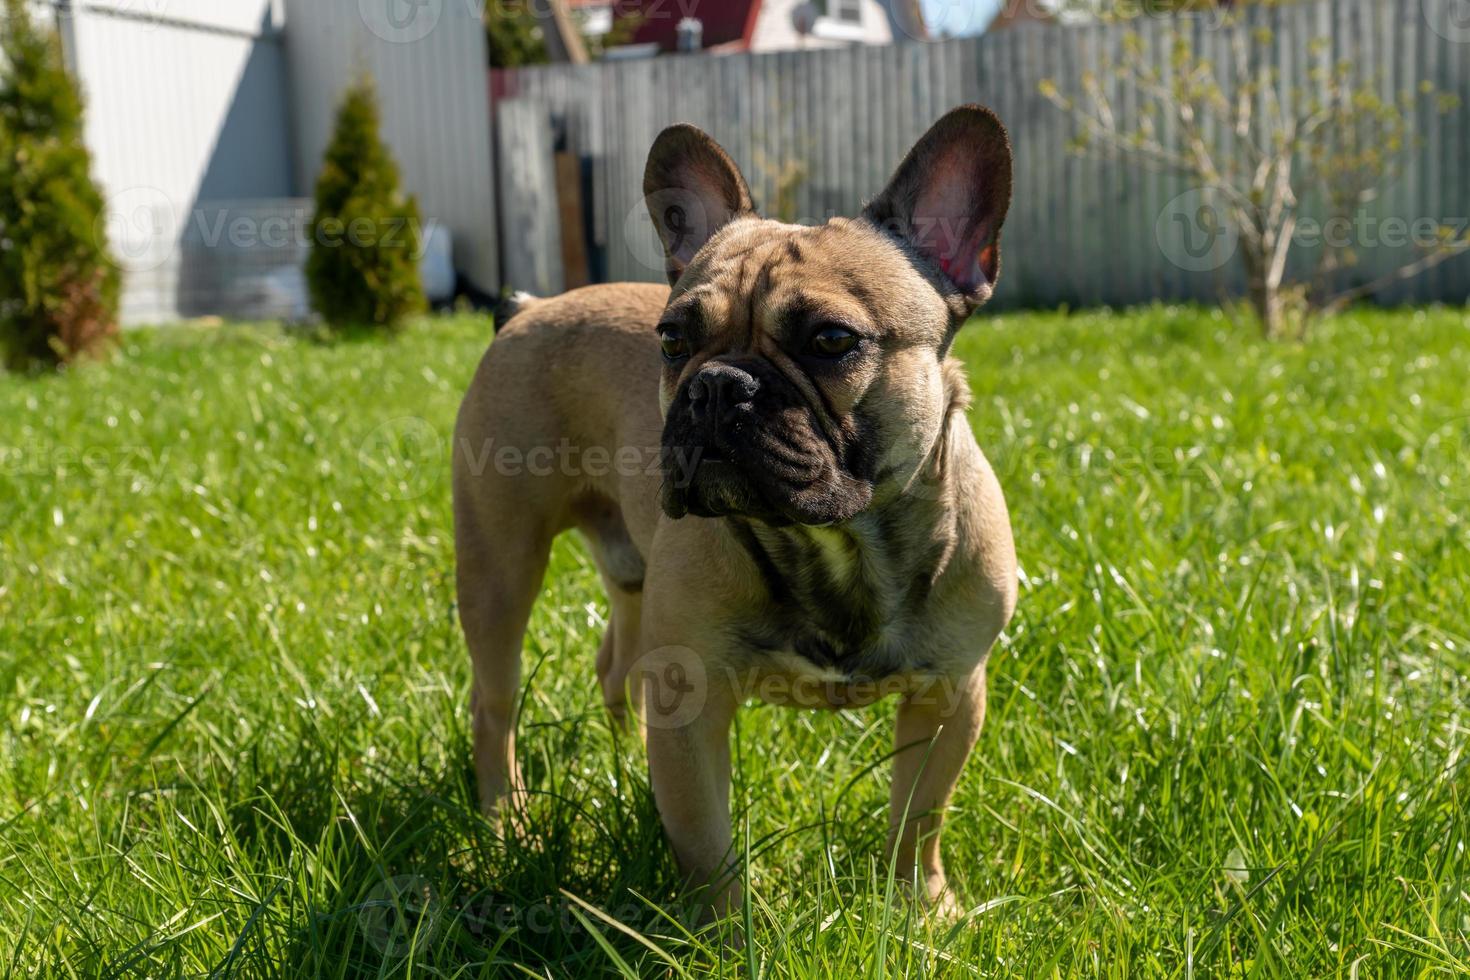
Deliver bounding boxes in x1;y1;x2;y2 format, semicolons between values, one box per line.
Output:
453;105;1016;918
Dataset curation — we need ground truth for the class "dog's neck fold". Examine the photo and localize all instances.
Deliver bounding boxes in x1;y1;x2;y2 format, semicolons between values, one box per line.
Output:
730;361;971;635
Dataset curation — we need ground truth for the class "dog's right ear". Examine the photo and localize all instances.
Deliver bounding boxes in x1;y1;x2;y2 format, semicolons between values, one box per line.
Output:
643;124;756;286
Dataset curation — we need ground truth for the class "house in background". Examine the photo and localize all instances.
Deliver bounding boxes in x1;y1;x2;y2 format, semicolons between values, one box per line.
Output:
986;0;1058;30
569;0;616;37
988;0;1244;30
611;0;926;56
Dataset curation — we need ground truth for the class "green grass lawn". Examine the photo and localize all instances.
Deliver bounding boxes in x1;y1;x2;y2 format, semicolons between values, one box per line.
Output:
2;307;1468;977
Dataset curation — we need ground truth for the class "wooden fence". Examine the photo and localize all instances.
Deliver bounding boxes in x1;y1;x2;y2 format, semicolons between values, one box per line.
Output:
491;0;1470;309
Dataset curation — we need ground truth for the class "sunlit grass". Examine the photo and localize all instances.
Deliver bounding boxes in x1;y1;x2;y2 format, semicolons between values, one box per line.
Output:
1;307;1467;977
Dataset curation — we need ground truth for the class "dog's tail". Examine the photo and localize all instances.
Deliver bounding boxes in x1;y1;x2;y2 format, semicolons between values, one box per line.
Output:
493;290;539;332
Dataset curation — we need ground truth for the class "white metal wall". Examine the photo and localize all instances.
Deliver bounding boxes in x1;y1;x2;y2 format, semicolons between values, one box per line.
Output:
36;0;498;323
283;0;499;295
49;0;296;323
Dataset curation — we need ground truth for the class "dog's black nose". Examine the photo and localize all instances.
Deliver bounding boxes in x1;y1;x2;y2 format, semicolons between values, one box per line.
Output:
687;362;759;422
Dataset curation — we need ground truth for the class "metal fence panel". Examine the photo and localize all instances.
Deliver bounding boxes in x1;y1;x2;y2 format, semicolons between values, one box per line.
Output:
51;0;294;324
282;0;498;296
493;0;1470;309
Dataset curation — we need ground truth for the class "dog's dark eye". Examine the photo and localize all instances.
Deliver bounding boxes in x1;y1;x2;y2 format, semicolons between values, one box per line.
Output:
659;328;689;361
808;325;858;358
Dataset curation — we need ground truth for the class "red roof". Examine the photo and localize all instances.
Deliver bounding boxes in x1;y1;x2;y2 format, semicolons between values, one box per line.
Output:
618;0;762;53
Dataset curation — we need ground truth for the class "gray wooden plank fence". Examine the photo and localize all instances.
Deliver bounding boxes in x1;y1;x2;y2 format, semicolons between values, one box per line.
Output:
496;99;565;297
491;0;1470;309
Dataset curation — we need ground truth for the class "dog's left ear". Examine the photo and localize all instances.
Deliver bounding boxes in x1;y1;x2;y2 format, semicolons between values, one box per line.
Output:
644;124;756;286
863;104;1012;314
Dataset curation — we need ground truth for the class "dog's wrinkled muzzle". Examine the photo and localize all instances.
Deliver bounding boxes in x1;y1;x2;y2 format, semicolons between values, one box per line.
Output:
660;358;872;526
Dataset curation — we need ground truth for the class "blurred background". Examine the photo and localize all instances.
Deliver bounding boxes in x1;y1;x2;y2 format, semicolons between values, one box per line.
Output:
8;0;1467;338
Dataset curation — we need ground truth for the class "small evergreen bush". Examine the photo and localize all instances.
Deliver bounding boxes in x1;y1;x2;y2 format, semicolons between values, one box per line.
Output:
0;0;119;371
306;78;426;331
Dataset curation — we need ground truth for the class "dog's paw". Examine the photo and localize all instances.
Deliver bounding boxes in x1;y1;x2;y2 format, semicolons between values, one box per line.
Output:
894;873;963;921
923;883;964;921
478;781;533;837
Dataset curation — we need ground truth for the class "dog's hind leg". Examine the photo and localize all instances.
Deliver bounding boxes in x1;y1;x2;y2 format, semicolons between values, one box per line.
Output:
574;491;648;735
594;587;644;733
454;478;554;819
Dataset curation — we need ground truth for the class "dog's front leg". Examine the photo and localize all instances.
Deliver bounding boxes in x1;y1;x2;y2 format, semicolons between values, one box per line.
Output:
887;668;988;914
642;652;741;920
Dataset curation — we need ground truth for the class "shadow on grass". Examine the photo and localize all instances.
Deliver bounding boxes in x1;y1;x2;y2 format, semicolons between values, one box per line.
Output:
210;714;687;977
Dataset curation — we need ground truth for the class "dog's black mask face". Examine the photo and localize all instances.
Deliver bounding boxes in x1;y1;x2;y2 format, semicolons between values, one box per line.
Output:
644;107;1012;527
659;351;877;526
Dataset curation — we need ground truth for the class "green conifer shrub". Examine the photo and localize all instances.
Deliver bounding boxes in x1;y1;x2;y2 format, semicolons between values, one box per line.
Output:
306;78;426;332
0;0;120;371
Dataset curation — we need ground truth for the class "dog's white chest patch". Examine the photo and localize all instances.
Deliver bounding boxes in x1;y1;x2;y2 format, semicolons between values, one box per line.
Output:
768;648;852;684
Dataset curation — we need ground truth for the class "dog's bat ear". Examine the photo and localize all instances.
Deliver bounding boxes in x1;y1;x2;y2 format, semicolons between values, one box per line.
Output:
863;104;1012;314
643;124;756;286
